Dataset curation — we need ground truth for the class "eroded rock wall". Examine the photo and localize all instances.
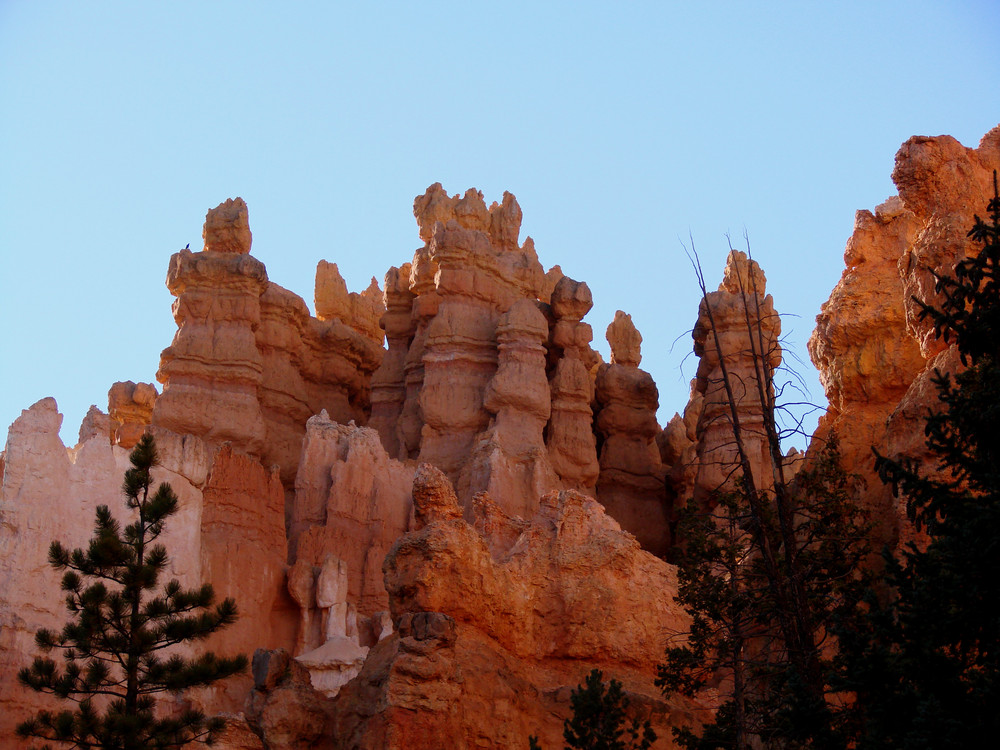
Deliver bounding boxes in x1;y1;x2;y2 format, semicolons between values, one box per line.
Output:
0;400;213;744
325;465;701;749
809;125;1000;548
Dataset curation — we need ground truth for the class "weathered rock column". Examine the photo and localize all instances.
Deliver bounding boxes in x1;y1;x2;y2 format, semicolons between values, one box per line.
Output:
471;299;558;517
369;264;416;458
418;224;503;484
153;198;268;455
108;380;158;449
545;276;600;493
692;250;780;502
594;311;669;556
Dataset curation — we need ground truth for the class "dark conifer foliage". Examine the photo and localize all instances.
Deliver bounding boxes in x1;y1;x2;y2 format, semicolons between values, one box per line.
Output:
837;172;1000;749
17;434;247;749
529;669;656;750
659;438;869;750
658;244;871;749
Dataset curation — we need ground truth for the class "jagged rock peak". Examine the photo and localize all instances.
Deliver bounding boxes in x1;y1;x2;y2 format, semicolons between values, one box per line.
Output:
720;248;766;295
314;260;385;341
606;310;642;367
413;182;523;251
203;197;252;254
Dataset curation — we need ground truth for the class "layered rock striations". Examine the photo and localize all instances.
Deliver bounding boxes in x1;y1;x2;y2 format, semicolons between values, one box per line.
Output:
545;276;601;493
408;186;546;500
153;199;270;454
594;311;670;556
3;184;694;748
154;198;385;487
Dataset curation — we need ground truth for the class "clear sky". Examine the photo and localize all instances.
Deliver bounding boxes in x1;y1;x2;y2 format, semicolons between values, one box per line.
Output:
1;1;998;449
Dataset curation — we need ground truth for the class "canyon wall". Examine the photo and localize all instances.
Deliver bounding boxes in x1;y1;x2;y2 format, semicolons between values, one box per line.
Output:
3;124;999;747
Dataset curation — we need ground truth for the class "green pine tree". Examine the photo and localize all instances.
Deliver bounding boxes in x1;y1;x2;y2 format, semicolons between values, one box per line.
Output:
17;434;248;749
529;669;656;750
837;171;1000;749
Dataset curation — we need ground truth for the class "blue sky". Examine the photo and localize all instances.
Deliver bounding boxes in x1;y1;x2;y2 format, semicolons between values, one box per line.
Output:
1;1;998;448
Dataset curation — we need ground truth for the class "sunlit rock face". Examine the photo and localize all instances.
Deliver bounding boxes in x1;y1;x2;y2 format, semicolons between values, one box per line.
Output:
361;183;672;548
153;198;385;489
325;466;703;750
809;195;925;549
809;125;1000;549
671;250;782;507
108;380;158;448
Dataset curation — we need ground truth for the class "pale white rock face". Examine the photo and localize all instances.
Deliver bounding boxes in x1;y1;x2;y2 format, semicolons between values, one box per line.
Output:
290;552;369;699
289;414;414;622
0;399;204;744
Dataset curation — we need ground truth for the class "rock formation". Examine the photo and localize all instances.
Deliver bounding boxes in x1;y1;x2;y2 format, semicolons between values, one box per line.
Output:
7;128;1000;748
689;250;781;503
410;186;545;501
154;199;385;487
809;125;1000;547
808;196;925;548
368;264;415;460
246;648;337;749
469;298;559;519
594;311;670;556
107;380;158;448
545;276;601;493
153;200;270;454
327;465;702;749
293;555;371;698
288;413;414;618
0;400;218;744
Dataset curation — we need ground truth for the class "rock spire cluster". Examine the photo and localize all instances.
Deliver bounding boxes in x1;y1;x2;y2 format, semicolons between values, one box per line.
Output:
2;124;999;747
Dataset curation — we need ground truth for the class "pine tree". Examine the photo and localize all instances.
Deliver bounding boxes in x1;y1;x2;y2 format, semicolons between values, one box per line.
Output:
837;172;1000;748
17;434;248;749
528;669;656;750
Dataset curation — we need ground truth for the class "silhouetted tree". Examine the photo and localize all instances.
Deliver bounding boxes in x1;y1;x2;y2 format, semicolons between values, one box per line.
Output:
17;434;247;749
659;247;870;749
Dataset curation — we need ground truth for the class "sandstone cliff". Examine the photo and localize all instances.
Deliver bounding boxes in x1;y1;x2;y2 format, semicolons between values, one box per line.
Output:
325;465;701;749
809;125;1000;548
